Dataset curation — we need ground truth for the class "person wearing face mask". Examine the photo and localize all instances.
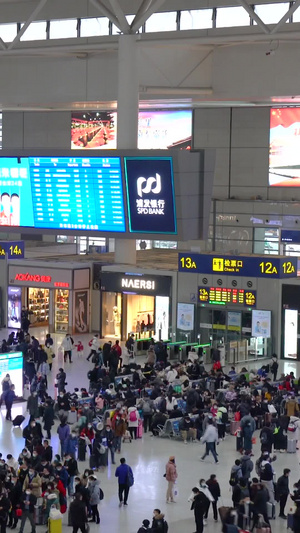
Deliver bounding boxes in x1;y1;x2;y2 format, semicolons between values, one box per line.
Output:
41;440;53;463
64;454;78;496
61;333;74;363
81;424;95;455
5;384;16;421
30;451;41;471
7;475;22;529
57;391;70;414
56;368;66;394
188;479;214;524
55;463;69;490
0;490;12;533
6;455;18;474
23;468;41;498
65;432;78;459
26;392;39;419
57;419;70;457
190;488;209;533
42;400;55;440
87;475;101;524
19;485;37;533
74;477;90;511
101;424;116;464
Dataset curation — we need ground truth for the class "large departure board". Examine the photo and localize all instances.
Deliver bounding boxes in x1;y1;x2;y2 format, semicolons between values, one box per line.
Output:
0;156;125;232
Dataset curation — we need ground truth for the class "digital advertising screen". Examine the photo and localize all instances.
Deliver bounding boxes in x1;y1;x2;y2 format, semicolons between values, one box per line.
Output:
0;352;23;397
269;107;300;186
284;309;298;359
7;286;21;328
0;156;125;232
71;110;192;150
124;156;177;234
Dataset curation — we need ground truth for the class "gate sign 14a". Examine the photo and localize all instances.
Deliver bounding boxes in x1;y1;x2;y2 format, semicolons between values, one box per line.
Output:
179;253;297;278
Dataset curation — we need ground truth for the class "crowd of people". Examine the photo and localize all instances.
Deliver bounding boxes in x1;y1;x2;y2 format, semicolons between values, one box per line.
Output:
2;327;300;533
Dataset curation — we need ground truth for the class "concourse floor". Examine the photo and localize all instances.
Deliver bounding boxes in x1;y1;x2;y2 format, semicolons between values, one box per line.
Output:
0;327;299;533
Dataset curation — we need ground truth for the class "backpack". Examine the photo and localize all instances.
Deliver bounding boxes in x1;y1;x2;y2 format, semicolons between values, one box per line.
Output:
143;402;152;415
255;458;262;476
129;410;137;422
260;431;268;444
288;421;296;432
221;411;228;424
126;467;134;487
162;520;169;533
229;468;240;487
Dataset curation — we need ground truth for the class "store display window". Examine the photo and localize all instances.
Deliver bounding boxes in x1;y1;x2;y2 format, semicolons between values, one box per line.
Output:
55;289;69;332
102;292;122;338
125;294;154;339
28;288;49;326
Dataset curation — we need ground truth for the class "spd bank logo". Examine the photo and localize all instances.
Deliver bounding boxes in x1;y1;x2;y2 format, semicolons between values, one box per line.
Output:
136;173;165;215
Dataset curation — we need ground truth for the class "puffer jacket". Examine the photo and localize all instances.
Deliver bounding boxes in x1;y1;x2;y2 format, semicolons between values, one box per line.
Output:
152;513;167;531
89;479;101;505
165;461;177;482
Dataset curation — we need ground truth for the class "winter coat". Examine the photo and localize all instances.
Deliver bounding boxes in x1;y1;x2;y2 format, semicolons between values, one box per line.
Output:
23;473;42;498
277;474;289;496
89;479;101;505
152;513;167;531
27;395;39;418
241;455;254;480
65;436;78;457
165;461;177;482
43;405;55;431
206;479;221;501
286;399;299;417
127;407;140;428
201;424;218;443
57;424;70;442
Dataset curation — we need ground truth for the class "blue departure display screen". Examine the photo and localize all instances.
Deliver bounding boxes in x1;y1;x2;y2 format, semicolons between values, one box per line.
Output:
0;157;125;232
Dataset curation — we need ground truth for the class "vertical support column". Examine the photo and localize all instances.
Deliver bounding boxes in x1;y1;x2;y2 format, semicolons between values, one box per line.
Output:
115;34;139;265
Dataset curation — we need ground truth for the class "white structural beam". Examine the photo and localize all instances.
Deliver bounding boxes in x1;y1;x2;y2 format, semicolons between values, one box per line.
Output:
271;0;300;33
237;0;271;34
131;0;167;33
7;0;49;50
108;0;131;34
89;0;122;31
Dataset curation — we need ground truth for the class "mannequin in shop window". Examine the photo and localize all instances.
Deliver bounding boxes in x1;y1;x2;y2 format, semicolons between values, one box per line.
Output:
112;306;121;337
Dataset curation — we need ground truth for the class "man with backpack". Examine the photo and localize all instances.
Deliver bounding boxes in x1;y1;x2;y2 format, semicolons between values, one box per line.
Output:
216;405;228;440
240;451;254;482
115;457;134;507
260;421;274;453
87;334;101;362
229;459;243;488
259;452;276;505
152;509;168;532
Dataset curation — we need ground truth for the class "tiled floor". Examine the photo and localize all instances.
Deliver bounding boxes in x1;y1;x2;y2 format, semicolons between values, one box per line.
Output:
1;326;299;532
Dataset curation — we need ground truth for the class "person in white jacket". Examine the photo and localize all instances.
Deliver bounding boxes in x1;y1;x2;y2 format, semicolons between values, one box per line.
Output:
127;406;140;440
188;478;215;524
87;334;101;362
200;419;219;464
6;454;19;473
61;333;74;363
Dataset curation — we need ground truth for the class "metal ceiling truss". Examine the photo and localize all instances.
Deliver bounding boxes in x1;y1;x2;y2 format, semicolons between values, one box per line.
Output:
0;0;297;55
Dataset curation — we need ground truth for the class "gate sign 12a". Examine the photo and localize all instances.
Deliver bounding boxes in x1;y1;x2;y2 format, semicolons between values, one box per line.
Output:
179;253;297;279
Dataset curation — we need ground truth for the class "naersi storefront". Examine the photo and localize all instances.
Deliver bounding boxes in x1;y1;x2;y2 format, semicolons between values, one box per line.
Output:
94;266;175;342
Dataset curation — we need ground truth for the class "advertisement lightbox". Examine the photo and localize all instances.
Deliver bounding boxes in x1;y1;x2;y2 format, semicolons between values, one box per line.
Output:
251;309;271;338
284;309;298;359
269;108;300;186
71;110;192;150
0;352;23;397
7;286;21;328
155;296;169;340
177;303;194;331
125;156;177;234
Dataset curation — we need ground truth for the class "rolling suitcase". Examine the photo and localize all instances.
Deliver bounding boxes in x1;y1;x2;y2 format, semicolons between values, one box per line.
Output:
267;501;276;519
236;435;243;451
98;448;108;467
34;505;44;525
287;439;297;453
48;518;62;533
12;415;25;427
287;512;294;530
